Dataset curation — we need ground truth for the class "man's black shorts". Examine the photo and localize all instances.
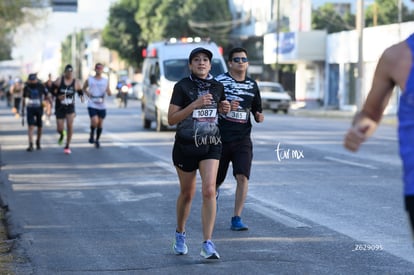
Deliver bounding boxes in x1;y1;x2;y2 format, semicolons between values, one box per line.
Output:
88;107;106;119
55;104;75;119
217;136;253;184
173;141;222;172
26;107;43;127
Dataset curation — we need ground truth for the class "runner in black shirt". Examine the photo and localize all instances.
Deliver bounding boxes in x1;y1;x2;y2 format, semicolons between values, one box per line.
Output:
215;47;264;231
22;73;49;151
52;64;84;154
168;47;230;259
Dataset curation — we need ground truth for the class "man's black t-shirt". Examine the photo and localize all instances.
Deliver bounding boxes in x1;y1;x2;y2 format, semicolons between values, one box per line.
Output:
215;72;262;143
23;83;48;109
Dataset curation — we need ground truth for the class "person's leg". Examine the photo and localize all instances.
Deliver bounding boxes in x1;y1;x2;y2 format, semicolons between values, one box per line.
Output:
216;143;231;190
65;113;76;149
89;116;98;143
35;108;43;149
56;117;65;142
175;168;197;233
231;138;252;230
88;107;98;143
199;159;219;241
234;174;248;217
27;125;34;151
95;110;106;148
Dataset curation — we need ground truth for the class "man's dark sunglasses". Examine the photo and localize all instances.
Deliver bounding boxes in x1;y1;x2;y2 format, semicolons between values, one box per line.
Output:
232;57;248;63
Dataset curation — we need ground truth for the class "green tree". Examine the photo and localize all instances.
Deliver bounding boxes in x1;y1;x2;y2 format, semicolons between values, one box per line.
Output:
136;0;231;45
365;0;414;27
60;30;84;77
0;0;44;60
103;0;231;69
312;3;355;33
102;0;143;69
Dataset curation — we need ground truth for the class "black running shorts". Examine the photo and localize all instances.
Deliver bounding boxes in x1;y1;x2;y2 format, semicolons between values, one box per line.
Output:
26;107;43;127
173;142;222;172
55;104;75;119
217;136;253;185
88;107;106;119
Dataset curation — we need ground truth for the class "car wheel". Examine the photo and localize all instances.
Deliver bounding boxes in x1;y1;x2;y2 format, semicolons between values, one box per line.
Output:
283;109;288;114
142;104;152;129
143;116;151;129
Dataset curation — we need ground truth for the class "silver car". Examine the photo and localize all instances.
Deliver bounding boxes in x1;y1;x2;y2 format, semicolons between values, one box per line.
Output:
258;81;292;114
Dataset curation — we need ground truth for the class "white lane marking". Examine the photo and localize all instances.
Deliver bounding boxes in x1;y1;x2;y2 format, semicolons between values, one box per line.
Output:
324;156;377;170
105;189;162;202
248;202;311;229
42;191;84;199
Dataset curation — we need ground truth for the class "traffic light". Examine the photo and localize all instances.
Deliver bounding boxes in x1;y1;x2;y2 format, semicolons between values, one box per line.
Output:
51;0;77;12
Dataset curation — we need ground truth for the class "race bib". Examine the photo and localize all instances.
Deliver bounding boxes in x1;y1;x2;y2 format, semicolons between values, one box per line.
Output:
227;110;248;121
192;108;217;119
61;97;74;105
91;97;104;103
27;99;41;106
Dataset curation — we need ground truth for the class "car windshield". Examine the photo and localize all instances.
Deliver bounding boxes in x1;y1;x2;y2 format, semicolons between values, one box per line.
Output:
164;59;225;81
259;84;284;93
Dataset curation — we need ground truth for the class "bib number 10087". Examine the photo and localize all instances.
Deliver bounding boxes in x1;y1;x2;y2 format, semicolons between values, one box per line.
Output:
193;108;217;119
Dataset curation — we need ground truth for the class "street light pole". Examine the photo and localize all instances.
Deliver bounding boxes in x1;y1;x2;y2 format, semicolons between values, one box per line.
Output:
356;0;364;110
275;0;280;82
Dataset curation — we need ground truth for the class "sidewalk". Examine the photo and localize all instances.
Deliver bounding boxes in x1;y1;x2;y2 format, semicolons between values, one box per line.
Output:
289;102;398;126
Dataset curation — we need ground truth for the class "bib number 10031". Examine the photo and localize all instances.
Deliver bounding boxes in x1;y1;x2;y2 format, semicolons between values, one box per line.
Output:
193;108;217;119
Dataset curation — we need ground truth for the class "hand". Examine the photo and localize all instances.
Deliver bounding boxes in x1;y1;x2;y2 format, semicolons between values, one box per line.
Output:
344;125;370;152
219;100;230;113
230;100;239;111
255;111;264;122
196;93;213;108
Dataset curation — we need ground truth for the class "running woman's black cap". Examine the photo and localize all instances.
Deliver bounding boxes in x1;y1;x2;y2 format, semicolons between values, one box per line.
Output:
189;47;212;63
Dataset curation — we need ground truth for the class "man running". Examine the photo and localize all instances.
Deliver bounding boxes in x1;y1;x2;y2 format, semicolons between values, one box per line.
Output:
52;64;84;154
82;63;112;148
21;73;49;151
215;47;264;231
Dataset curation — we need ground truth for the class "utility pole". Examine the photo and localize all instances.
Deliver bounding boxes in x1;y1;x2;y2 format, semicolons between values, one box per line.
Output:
356;0;364;110
275;0;280;82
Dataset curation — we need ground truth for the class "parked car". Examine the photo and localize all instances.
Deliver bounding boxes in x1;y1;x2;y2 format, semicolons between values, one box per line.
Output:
258;81;292;114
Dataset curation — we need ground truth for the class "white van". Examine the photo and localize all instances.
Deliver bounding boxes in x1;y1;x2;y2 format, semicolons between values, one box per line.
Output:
141;38;227;131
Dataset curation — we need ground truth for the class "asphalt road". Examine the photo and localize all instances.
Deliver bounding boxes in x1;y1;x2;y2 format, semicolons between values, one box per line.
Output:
0;98;413;274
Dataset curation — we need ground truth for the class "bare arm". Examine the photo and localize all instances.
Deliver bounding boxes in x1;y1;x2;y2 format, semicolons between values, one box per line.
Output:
82;79;89;97
344;47;398;151
106;83;112;96
167;94;211;126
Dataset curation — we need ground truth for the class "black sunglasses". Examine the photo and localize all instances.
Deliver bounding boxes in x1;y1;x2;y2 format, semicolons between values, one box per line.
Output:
232;57;248;63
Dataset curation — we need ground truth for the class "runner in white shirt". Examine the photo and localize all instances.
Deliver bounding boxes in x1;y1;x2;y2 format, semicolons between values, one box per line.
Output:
82;63;112;148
